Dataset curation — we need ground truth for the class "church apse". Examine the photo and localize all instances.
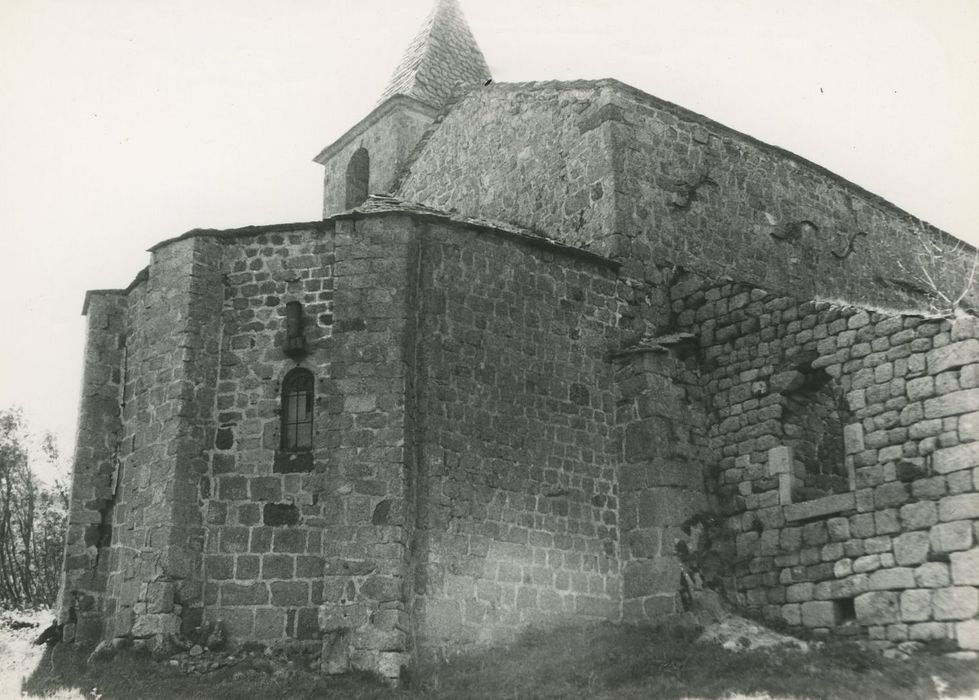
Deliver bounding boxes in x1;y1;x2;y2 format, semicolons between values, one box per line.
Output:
60;0;979;681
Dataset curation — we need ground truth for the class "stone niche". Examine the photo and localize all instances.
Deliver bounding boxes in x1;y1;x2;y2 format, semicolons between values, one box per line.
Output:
774;363;849;501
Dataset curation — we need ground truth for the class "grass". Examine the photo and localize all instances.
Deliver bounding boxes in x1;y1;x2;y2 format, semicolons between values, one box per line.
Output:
16;622;979;700
21;645;393;700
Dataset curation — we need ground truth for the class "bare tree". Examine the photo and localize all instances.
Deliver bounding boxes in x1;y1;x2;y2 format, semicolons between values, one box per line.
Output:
895;221;979;318
0;408;68;608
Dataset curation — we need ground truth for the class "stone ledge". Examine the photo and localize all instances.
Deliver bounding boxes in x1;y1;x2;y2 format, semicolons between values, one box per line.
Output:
784;492;856;522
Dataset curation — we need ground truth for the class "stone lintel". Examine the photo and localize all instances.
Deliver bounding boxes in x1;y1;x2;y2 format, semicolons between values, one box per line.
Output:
784;492;856;522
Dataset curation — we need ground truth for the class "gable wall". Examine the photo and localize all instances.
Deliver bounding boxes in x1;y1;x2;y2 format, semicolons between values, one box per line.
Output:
397;85;619;251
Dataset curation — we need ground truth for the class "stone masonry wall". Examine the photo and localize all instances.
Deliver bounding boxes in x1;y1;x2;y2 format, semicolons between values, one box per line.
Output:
397;80;976;312
670;269;979;650
198;217;416;677
65;218;421;679
616;348;714;623
67;204;973;676
410;221;623;657
397;84;618;255
320;102;435;217
199;225;337;649
607;87;977;311
100;238;223;649
60;291;128;644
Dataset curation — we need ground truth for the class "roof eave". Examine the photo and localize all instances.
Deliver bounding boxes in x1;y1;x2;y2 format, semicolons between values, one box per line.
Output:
312;94;438;165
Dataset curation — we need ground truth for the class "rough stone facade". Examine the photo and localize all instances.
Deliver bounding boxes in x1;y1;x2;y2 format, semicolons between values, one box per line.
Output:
60;0;979;681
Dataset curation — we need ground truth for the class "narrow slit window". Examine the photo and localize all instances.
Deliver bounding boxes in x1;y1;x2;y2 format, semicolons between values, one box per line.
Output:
281;368;314;451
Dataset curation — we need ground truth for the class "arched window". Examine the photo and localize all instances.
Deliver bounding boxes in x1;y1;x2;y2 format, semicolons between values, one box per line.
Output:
345;147;369;209
280;368;314;451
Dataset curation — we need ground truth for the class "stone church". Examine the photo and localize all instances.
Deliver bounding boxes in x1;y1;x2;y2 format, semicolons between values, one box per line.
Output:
61;0;979;679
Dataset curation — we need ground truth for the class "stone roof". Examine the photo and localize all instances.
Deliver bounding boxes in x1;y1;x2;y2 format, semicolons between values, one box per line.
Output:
378;0;491;110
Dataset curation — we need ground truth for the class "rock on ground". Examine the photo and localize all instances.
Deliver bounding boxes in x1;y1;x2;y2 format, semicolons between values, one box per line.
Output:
697;615;812;653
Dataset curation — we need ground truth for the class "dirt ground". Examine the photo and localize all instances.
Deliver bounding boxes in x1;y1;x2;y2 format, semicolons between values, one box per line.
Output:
2;608;976;700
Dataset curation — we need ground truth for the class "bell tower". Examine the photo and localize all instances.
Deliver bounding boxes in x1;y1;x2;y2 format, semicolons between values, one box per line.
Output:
314;0;491;217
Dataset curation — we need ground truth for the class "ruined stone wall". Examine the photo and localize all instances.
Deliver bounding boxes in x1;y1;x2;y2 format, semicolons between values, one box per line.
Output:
397;81;976;311
670;271;979;650
409;222;623;656
60;291;128;643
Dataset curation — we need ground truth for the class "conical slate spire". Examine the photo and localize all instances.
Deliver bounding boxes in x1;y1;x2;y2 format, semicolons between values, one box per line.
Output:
379;0;491;109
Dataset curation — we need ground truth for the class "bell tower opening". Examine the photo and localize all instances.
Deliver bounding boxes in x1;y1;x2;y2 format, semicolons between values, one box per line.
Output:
345;147;370;209
314;0;491;217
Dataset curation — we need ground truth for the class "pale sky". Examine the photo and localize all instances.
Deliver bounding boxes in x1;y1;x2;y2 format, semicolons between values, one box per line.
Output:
1;0;977;461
